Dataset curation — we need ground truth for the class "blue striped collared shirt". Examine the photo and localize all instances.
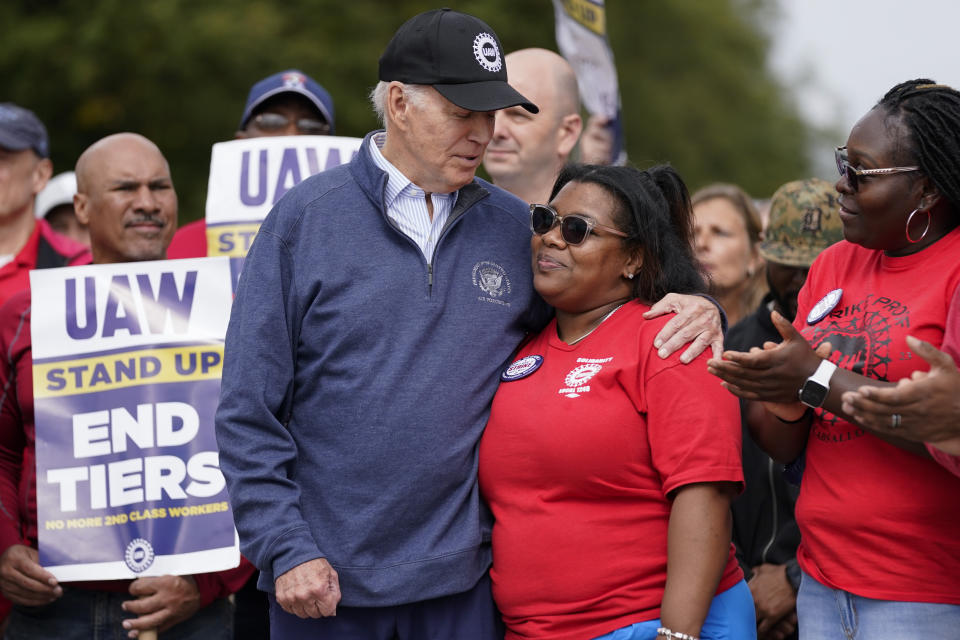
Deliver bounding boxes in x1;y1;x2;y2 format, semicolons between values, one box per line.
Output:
369;133;455;261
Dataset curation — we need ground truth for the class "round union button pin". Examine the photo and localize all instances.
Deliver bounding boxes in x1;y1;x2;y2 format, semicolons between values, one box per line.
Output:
501;355;543;381
807;288;842;325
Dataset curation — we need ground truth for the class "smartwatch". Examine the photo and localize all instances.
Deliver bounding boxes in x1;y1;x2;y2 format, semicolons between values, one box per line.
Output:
798;359;837;408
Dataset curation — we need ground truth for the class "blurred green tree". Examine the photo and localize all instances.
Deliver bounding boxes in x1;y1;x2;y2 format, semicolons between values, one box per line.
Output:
0;0;812;222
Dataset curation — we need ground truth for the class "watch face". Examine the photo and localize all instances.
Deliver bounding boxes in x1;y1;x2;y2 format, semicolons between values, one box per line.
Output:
799;382;828;408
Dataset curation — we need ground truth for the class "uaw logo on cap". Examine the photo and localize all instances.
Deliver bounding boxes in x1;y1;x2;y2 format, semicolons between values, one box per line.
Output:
124;537;156;573
472;33;502;72
282;72;306;89
807;288;842;325
502;355;543;381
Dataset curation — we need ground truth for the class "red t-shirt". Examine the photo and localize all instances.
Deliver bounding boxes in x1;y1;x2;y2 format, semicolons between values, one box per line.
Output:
479;301;744;640
794;228;960;603
166;219;207;259
924;283;960;476
0;219;90;307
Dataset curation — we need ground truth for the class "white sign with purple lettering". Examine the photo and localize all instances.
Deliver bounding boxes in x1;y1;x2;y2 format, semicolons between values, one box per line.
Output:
204;135;363;258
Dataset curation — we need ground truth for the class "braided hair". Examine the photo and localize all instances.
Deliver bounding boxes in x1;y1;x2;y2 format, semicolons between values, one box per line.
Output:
549;164;706;304
877;79;960;212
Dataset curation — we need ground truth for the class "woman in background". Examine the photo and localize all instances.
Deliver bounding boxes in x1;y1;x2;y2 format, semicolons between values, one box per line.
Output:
692;184;767;326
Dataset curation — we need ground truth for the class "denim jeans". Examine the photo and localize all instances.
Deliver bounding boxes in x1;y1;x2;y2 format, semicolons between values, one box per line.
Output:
797;569;960;639
594;580;756;640
4;586;233;640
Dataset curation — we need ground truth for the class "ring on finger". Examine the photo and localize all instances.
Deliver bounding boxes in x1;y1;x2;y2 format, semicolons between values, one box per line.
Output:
891;413;901;429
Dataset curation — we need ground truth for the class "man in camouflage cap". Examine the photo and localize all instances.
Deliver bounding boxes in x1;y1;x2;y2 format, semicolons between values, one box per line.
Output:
757;177;844;321
724;177;843;640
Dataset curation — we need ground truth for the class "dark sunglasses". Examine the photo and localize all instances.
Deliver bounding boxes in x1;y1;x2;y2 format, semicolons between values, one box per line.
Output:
529;203;628;246
834;146;918;192
251;112;331;136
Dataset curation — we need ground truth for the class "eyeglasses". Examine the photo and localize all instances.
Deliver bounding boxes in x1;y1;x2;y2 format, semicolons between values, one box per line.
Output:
529;203;628;246
834;146;919;192
251;112;331;135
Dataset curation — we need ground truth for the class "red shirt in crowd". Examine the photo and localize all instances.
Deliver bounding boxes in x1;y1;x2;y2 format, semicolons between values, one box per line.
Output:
794;228;960;603
0;219;90;307
166;219;207;259
479;301;744;640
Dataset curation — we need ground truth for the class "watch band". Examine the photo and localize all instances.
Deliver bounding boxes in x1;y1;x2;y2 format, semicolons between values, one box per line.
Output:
798;358;838;408
808;359;837;387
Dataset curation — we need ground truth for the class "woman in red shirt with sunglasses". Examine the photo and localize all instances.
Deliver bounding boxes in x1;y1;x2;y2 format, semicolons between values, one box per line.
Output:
709;80;960;638
480;163;755;640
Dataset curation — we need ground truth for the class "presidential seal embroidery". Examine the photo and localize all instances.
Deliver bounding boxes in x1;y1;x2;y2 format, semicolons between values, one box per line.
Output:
807;288;842;324
472;261;512;306
501;355;543;381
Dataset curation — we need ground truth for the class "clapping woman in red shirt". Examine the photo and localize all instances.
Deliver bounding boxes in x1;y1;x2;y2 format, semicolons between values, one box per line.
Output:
709;80;960;638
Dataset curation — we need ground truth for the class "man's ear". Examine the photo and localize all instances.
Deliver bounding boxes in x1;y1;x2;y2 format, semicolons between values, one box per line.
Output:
386;82;414;133
33;157;53;196
556;113;582;158
73;192;90;226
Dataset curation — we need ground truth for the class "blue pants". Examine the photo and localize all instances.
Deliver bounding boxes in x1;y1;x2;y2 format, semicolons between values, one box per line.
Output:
797;569;960;639
268;573;502;639
3;586;233;640
594;580;756;640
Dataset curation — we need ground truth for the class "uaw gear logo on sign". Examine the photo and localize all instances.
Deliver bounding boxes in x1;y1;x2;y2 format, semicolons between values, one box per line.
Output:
472;261;511;306
473;33;502;72
124;538;155;573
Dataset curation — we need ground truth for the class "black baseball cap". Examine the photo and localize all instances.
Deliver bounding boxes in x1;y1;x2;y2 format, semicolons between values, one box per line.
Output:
379;8;538;114
0;103;49;157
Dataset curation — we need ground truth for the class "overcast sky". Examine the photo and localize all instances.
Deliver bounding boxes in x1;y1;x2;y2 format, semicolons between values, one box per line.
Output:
768;0;960;133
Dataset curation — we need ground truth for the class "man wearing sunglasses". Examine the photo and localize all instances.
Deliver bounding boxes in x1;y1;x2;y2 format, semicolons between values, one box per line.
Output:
215;9;725;640
166;69;335;259
235;70;335;139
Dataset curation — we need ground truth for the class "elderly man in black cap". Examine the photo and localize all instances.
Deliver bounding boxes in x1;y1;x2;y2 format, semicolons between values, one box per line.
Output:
216;9;721;639
0;103;89;306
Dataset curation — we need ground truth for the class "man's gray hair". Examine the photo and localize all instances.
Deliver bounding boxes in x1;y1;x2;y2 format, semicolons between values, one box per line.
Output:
369;81;432;126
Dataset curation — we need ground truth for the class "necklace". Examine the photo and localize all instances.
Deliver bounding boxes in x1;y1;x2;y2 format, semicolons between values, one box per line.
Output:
564;303;626;345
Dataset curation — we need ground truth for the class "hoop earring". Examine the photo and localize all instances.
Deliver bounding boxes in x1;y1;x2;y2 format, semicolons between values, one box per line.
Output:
905;207;931;243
